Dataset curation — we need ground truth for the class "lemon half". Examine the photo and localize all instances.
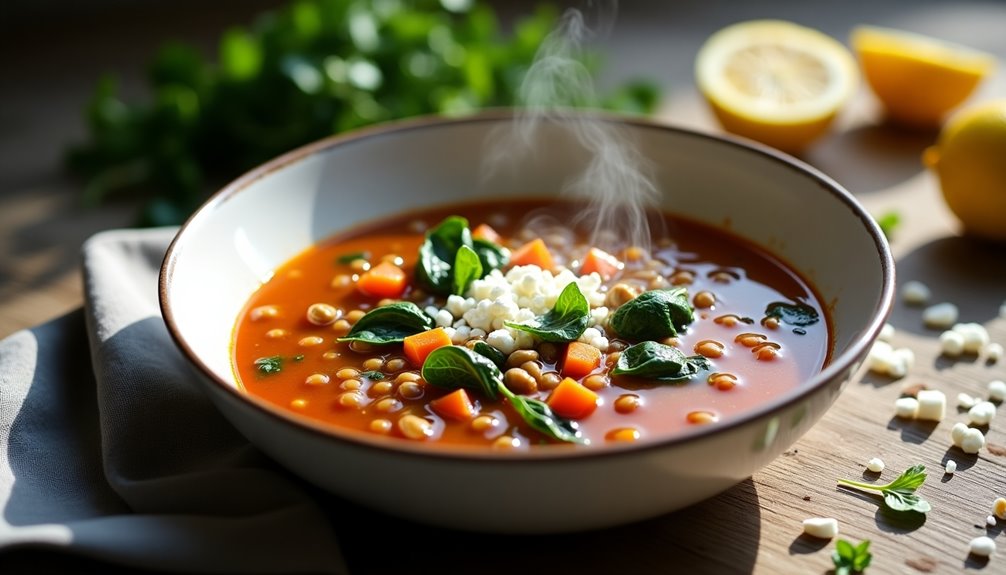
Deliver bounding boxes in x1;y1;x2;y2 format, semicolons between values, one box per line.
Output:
852;25;996;128
696;20;857;153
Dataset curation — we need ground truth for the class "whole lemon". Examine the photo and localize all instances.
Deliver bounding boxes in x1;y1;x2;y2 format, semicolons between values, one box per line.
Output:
923;100;1006;241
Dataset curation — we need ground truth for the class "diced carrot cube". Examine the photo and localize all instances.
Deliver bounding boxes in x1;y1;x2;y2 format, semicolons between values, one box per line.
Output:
547;377;599;419
472;223;501;244
580;247;622;280
431;388;476;421
403;327;453;367
357;261;408;298
561;341;602;379
509;238;554;270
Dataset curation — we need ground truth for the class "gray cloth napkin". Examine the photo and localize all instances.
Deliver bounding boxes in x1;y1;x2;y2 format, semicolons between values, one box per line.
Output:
0;228;347;573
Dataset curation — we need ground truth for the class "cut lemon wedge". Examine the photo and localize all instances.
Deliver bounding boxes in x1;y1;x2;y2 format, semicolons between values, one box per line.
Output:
851;26;996;128
695;20;857;153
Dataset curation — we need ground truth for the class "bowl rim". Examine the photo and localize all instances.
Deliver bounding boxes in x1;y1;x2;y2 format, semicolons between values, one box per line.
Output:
159;110;895;462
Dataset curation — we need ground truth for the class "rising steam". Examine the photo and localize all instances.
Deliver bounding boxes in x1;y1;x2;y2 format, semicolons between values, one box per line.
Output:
485;2;661;253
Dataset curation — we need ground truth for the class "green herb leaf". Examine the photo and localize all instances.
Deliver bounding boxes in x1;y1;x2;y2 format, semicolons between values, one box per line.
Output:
832;538;872;575
421;345;501;400
453;244;483;296
421;345;583;443
765;301;820;327
417;216;471;295
472;341;506;370
609;288;695;341
875;211;901;240
500;386;584;444
254;355;284;375
611;341;710;381
837;465;931;514
360;370;385;380
505;282;589;342
472;238;508;276
338;302;434;344
336;251;370;265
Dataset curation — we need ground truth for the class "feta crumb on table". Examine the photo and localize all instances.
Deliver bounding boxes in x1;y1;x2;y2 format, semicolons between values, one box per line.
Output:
945;460;957;474
969;536;996;557
866;457;885;473
867;340;914;378
950;422;986;454
894;397;919;418
901;280;931;305
987;515;997;527
968;401;997;426
939;330;966;357
989;380;1006;402
952;322;989;354
802;517;839;539
915;389;946;421
879;323;895;342
986;343;1004;363
922;302;958;329
957;393;978;410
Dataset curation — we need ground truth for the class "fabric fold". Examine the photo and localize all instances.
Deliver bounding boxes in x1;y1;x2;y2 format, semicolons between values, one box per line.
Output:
0;228;346;573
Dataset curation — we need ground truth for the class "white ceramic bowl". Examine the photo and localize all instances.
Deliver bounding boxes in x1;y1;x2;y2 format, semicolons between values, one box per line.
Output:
160;112;894;533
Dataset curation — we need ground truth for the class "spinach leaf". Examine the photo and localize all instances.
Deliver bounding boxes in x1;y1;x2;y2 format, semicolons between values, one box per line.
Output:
472;341;507;370
421;345;501;401
505;282;589;342
453;244;483;296
416;216;471;295
609;288;695;341
254;355;284;375
420;344;583;443
611;341;710;381
765;301;820;327
337;302;434;344
472;238;508;276
500;387;585;444
360;370;385;380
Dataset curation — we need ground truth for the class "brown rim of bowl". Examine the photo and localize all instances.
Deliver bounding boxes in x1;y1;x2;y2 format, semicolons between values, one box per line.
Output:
159;109;895;463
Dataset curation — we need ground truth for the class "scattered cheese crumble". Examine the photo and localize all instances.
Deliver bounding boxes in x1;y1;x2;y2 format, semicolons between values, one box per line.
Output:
969;536;996;558
923;302;959;329
968;401;997;426
866;457;885;473
915;389;946;422
802;517;839;539
989;380;1006;402
867;340;914;378
894;397;919;419
951;422;986;454
901;280;931;306
986;343;1004;363
430;265;610;355
945;460;957;474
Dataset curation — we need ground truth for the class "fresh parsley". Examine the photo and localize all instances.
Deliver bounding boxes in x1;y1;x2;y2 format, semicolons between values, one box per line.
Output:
253;355;284;375
360;370;385;380
837;464;931;514
875;211;901;240
336;251;370;265
764;300;820;327
832;538;872;575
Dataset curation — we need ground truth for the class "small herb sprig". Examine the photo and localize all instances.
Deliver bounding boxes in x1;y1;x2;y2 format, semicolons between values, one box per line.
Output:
837;464;931;514
832;538;872;575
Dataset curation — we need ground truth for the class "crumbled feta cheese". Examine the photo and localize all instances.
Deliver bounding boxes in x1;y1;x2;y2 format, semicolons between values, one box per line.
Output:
994;497;1006;520
895;397;919;418
923;302;958;329
940;330;966;357
960;428;986;454
867;457;885;473
989;380;1006;402
867;340;913;378
951;422;969;446
986;343;1004;363
969;536;996;557
802;517;839;539
434;309;454;328
916;389;946;421
901;280;931;305
952;322;990;354
486;329;517;355
987;515;998;527
879;323;895;342
945;460;957;474
968;401;997;426
957;393;978;410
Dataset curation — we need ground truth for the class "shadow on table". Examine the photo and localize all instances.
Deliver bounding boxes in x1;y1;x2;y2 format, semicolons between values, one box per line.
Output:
884;235;1006;338
803;122;937;194
326;477;763;575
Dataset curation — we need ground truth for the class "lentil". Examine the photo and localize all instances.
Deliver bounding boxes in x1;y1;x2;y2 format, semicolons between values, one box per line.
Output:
694;340;725;358
398;415;433;440
336;368;361;379
340;379;363;391
375;398;403;413
707;372;738;391
506;349;540;368
290;399;308;409
298;336;325;347
384;358;407;372
362;358;384;371
370;381;393;395
686;410;719;425
693;291;716;309
306;303;339;326
583;374;609;391
606;427;641;442
305;373;330;386
614;394;642;413
337;391;366;409
398;382;424;400
470;415;498;433
250;305;279;321
265;328;288;339
492;435;521;450
504;368;538;395
369;419;392;434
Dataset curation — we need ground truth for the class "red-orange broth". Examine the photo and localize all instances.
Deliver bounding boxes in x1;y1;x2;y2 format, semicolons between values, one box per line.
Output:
233;200;831;449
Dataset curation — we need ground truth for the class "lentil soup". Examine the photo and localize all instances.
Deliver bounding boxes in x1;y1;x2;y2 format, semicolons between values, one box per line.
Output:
232;199;831;449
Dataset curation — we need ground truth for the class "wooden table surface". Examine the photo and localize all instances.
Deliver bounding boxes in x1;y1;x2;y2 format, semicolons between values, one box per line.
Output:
2;1;1005;574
